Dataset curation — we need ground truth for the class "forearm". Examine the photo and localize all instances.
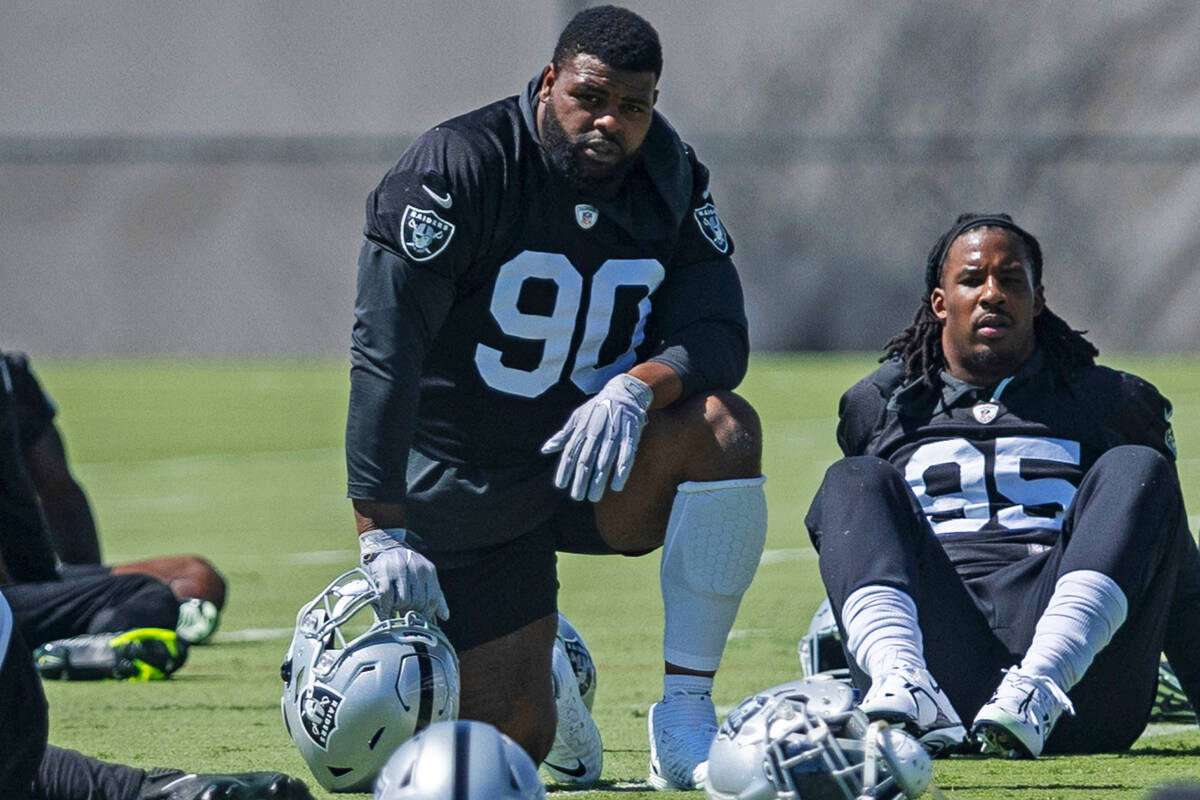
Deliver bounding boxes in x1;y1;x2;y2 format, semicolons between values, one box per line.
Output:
352;498;407;535
628;361;684;410
39;483;101;564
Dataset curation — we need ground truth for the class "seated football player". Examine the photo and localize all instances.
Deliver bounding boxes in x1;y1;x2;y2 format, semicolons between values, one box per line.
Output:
805;213;1200;758
0;355;185;680
346;6;766;790
1;590;313;800
3;350;225;644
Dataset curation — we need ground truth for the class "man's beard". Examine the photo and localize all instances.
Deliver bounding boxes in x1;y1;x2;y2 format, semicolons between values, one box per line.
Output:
540;101;638;198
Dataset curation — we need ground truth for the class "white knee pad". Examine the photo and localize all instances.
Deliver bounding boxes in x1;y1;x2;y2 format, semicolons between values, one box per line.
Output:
660;476;767;672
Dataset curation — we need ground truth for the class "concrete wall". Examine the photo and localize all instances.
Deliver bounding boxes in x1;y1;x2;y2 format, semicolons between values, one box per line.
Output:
2;1;1199;354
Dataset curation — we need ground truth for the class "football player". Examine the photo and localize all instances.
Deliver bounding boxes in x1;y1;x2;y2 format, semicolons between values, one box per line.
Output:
2;350;225;645
805;213;1200;757
345;5;766;790
0;357;313;798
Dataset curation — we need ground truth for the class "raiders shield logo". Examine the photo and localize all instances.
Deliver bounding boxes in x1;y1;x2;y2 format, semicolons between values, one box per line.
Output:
400;205;455;262
299;684;343;749
575;204;598;230
693;203;729;253
972;402;1000;424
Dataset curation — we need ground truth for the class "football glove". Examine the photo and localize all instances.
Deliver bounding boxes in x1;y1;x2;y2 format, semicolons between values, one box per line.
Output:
358;528;449;621
541;372;654;502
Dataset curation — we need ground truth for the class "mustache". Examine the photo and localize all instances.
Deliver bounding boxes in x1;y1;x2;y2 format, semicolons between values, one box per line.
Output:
974;310;1014;328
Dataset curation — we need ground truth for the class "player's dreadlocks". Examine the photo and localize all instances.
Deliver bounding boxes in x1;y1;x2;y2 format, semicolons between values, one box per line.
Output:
553;5;663;78
883;213;1098;385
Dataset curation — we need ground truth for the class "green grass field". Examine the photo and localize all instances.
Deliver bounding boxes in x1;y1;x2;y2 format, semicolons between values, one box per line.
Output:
29;353;1200;799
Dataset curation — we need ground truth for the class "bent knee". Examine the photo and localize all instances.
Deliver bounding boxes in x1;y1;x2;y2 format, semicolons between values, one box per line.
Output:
1094;445;1172;482
821;455;904;492
677;391;762;478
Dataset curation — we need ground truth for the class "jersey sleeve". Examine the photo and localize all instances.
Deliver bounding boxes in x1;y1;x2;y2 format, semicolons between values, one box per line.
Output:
1109;372;1178;460
836;361;901;457
346;128;488;502
2;352;56;448
643;147;748;397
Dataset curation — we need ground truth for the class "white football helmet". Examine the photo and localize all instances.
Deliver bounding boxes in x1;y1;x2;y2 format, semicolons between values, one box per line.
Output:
798;597;852;682
374;719;545;800
556;613;597;711
705;678;932;800
281;568;460;792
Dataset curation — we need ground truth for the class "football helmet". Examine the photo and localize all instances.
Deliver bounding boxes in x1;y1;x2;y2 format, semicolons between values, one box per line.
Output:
374;720;545;800
556;612;597;711
705;678;932;800
281;568;460;792
798;597;852;682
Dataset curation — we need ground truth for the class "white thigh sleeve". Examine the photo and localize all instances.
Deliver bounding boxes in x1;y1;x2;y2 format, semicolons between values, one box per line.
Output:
660;476;767;672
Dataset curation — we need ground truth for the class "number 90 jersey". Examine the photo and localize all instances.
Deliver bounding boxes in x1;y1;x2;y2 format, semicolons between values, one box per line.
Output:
346;77;748;501
836;354;1177;573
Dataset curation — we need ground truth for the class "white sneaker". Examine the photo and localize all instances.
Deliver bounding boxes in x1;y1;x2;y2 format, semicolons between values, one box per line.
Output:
542;639;602;784
972;667;1074;758
648;689;717;790
859;665;967;755
176;598;220;644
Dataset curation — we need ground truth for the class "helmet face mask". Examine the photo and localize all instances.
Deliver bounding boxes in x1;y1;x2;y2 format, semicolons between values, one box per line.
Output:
282;569;460;792
705;678;932;800
798;597;852;682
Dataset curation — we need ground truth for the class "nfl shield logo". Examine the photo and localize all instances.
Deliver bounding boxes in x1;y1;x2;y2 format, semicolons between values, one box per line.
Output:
299;684;343;749
400;205;455;262
972;402;1000;424
693;203;729;253
575;204;598;230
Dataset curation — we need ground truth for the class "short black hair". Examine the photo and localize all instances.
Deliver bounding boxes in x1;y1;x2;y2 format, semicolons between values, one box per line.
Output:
552;5;663;78
883;212;1097;385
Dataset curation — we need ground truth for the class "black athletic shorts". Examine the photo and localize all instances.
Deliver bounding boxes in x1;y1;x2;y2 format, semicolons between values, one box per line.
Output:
402;449;615;651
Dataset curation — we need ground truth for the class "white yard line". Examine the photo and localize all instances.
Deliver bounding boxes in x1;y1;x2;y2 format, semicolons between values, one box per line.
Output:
216;626;295;642
759;548;815;565
76;447;342;469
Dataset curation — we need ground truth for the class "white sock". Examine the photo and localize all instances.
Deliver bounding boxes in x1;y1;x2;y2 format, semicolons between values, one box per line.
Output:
841;585;926;680
663;673;713;699
1019;569;1128;692
660;477;767;672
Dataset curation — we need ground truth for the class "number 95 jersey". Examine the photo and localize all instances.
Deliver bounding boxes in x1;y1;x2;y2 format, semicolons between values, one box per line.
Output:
836;353;1177;574
346;76;748;502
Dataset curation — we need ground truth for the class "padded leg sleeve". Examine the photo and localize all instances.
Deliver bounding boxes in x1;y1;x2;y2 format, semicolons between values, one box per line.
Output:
660;477;767;672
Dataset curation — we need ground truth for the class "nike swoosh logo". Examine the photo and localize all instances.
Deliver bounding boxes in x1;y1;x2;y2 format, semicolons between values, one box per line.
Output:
543;759;588;778
422;184;452;208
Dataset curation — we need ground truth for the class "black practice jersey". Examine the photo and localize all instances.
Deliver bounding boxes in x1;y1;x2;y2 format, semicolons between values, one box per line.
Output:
838;351;1177;577
1;352;56;448
347;75;749;502
0;357;57;582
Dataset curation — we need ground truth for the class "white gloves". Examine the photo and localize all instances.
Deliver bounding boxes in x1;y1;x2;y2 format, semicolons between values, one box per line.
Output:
358;528;449;620
541;372;654;502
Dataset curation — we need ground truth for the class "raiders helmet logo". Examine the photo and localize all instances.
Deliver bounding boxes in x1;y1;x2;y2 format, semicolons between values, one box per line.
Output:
575;204;598;230
972;402;1000;424
400;205;455;262
299;684;343;749
693;202;729;253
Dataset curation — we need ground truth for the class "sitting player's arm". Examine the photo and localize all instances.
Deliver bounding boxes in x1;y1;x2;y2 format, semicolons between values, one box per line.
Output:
834;361;902;457
21;423;102;565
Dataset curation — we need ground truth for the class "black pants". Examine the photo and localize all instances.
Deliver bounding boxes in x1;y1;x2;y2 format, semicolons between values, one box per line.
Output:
806;445;1192;753
1;612;147;800
2;572;177;648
